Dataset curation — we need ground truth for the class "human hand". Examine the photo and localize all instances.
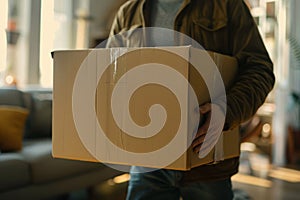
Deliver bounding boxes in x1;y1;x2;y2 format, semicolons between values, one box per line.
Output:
192;103;225;158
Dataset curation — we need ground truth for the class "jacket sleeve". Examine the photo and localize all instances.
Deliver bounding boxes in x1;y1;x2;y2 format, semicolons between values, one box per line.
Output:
106;8;124;47
224;0;275;130
106;0;143;48
108;5;124;37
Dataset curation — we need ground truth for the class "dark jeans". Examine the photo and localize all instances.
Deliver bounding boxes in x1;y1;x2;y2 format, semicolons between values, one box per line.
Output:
126;166;233;200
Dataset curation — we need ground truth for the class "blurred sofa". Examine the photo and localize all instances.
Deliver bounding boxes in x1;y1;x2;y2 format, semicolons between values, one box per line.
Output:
0;87;122;200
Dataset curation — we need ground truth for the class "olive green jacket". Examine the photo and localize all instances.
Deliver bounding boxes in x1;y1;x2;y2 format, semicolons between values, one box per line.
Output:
107;0;275;182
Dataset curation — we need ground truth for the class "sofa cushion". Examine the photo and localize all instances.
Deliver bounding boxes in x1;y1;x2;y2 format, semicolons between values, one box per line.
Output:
23;90;52;139
22;139;104;184
0;153;31;191
0;106;29;152
0;87;25;107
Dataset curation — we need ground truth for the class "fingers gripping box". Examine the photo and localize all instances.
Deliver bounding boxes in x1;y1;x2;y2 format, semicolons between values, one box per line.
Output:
52;46;240;171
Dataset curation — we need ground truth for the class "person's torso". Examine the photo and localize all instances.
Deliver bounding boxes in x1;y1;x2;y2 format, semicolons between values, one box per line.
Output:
119;0;232;55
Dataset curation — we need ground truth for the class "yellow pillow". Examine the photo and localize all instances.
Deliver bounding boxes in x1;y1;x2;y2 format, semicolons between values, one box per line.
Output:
0;106;29;152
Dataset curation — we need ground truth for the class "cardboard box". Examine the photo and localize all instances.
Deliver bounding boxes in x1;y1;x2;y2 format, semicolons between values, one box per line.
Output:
52;46;240;171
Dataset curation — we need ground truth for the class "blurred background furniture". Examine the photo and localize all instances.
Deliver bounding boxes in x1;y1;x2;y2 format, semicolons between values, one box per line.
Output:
0;87;122;200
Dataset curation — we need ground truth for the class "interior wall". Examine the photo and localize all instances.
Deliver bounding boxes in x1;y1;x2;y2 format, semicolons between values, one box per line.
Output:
272;0;300;166
289;0;300;93
288;0;300;129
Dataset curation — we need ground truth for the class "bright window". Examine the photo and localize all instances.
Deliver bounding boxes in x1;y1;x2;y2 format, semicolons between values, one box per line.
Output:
0;0;8;85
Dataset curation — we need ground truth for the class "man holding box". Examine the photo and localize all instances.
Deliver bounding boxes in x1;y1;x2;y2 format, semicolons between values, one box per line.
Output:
106;0;275;199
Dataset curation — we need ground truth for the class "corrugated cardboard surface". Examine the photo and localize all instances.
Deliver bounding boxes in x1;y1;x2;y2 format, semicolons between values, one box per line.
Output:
52;46;240;170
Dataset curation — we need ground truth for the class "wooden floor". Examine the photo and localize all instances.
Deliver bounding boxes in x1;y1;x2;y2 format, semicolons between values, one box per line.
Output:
233;179;300;200
88;168;300;200
64;170;300;200
65;151;300;200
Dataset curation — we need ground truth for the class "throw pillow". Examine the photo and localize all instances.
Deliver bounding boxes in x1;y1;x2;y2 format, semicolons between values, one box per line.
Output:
0;106;29;152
